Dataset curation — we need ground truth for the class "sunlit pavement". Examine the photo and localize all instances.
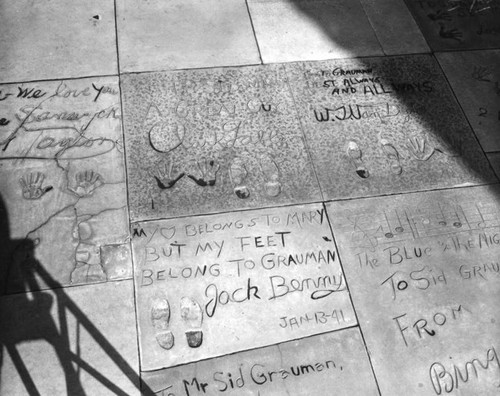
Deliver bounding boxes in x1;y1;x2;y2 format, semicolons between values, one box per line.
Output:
1;1;499;395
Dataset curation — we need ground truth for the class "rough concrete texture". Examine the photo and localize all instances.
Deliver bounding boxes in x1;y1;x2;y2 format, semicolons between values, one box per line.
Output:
121;64;322;221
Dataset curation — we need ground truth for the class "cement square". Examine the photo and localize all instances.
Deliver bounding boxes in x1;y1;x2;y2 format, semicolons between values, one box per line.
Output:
247;0;383;63
141;328;378;395
286;54;496;201
131;203;356;371
404;0;500;51
0;280;141;395
359;0;430;55
0;0;117;83
436;49;500;152
116;0;260;73
0;77;132;294
327;185;500;395
121;65;322;221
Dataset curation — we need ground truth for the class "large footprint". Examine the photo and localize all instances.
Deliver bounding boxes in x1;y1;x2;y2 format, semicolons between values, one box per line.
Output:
347;141;369;179
180;297;203;348
151;295;174;350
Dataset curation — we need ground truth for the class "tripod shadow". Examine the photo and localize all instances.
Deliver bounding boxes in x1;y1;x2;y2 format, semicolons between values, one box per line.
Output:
0;194;153;395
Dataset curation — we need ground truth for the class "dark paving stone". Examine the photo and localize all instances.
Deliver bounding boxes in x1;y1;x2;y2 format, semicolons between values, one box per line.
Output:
141;328;378;396
404;0;500;51
327;185;500;395
0;77;132;294
488;152;500;177
121;64;322;221
286;54;496;201
436;49;500;152
131;204;355;371
360;0;430;55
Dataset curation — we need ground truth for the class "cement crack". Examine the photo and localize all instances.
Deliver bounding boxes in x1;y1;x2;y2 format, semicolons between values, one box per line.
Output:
25;202;79;240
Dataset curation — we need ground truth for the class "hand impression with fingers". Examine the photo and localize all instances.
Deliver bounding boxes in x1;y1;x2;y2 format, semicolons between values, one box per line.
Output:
188;159;220;187
19;172;53;200
69;170;104;197
152;161;185;190
406;136;436;161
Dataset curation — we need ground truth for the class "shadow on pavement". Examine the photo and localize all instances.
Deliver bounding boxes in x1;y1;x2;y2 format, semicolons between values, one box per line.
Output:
0;193;152;395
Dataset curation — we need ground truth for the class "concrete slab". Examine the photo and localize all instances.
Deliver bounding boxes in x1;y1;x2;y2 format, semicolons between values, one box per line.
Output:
116;0;260;73
327;185;500;395
286;54;496;201
436;49;500;152
247;0;383;63
488;152;500;177
131;203;356;371
121;65;322;221
0;280;141;395
404;0;500;51
0;0;117;83
359;0;430;55
141;328;378;396
0;77;132;294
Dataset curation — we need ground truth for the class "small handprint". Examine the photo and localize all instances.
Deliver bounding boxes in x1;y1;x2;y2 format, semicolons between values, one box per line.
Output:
406;136;435;161
439;24;463;41
151;161;185;190
427;9;452;21
69;170;104;197
188;159;220;187
471;65;492;82
19;172;53;200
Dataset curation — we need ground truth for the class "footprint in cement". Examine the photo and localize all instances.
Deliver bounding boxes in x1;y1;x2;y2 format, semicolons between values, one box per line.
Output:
381;139;402;175
229;157;250;199
347;141;369;179
259;155;282;197
180;297;203;348
151;295;174;350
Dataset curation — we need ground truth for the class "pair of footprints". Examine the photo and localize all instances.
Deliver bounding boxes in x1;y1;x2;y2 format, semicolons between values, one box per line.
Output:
347;140;402;179
151;296;203;350
347;137;438;178
229;155;281;199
